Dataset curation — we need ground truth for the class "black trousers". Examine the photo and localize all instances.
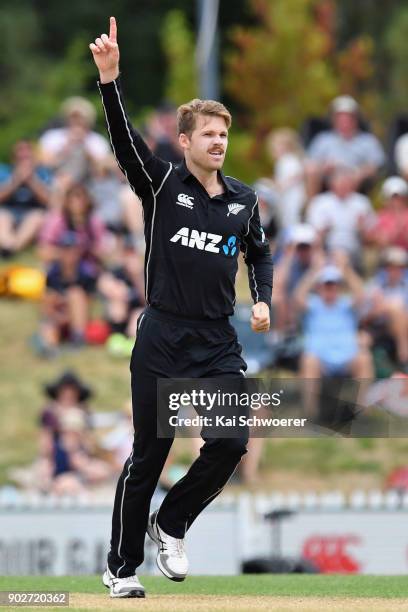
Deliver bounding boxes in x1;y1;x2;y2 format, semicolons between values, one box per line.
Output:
107;307;248;577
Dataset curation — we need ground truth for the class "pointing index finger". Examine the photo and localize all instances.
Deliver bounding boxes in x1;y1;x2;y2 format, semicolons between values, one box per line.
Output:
109;16;117;42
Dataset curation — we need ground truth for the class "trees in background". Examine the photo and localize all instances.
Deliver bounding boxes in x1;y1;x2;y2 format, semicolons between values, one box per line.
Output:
1;0;408;176
222;0;378;178
161;10;198;105
0;5;93;160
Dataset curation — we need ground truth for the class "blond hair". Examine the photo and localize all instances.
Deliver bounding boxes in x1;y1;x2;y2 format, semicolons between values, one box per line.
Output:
61;96;96;126
266;128;304;159
177;99;232;136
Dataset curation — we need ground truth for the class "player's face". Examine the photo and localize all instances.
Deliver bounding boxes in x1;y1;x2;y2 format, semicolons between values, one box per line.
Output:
180;114;228;172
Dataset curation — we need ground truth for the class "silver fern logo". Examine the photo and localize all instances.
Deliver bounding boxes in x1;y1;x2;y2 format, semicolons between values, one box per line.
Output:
227;203;245;217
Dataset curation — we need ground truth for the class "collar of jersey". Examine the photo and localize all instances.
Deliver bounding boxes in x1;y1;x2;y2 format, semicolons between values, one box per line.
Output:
175;159;239;195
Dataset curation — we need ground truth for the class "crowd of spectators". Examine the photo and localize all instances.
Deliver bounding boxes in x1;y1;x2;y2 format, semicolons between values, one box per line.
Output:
2;91;408;489
264;94;408;382
0;95;153;356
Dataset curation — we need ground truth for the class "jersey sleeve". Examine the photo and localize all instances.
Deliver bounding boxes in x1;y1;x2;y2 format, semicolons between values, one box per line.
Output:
98;75;171;201
240;194;273;308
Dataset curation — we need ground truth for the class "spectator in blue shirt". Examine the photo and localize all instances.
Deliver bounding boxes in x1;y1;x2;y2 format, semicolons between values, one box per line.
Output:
273;224;320;335
296;259;372;374
0;140;51;257
295;257;373;416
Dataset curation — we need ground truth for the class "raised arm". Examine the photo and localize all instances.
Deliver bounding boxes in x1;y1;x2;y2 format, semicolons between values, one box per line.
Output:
89;17;171;200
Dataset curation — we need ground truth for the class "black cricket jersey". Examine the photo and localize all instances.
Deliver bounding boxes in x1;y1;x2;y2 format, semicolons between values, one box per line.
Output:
98;76;273;320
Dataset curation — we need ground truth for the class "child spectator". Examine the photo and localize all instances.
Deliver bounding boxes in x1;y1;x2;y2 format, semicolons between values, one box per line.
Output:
36;184;107;354
0;140;51;257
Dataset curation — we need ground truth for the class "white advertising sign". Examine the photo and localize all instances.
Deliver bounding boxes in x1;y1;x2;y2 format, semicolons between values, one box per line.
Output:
0;506;239;576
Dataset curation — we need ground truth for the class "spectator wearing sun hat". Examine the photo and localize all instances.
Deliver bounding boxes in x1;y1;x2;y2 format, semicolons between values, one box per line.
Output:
40;370;93;436
295;257;373;378
367;176;408;251
306;95;385;195
273;224;322;333
37;370;113;494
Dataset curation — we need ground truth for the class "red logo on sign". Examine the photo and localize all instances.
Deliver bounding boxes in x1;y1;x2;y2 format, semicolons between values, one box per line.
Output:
302;535;361;573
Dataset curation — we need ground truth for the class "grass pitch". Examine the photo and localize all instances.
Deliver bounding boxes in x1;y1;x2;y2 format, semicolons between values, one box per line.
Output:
1;575;408;611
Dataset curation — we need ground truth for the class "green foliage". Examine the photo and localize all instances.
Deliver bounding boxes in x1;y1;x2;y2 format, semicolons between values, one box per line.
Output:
384;6;408;111
161;9;198;105
225;0;338;133
221;0;382;177
0;13;93;162
223;129;271;184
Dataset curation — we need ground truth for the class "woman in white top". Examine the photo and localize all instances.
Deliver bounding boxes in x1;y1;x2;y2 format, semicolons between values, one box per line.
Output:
266;128;307;229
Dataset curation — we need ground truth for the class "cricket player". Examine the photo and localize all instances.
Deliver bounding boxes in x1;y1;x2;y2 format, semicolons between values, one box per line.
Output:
90;16;272;598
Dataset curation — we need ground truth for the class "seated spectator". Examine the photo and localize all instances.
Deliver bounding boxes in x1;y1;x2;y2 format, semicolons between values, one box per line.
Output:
36;184;107;355
306;95;385;195
295;259;373;416
363;247;408;368
366;176;408;251
147;103;183;164
307;166;376;268
394;132;408;181
273;224;321;334
0;140;51;257
266;128;306;227
252;180;280;243
97;237;145;337
39;370;112;494
87;155;126;234
87;156;144;248
39;96;110;190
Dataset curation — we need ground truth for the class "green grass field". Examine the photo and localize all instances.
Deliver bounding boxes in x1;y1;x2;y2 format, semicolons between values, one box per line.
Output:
0;575;408;611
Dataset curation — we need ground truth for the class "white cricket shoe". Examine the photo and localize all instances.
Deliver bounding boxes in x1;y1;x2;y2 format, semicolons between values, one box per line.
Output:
147;509;189;581
102;566;145;598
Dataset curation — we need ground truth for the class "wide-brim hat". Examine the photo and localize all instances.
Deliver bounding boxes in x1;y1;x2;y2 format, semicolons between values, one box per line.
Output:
44;370;92;402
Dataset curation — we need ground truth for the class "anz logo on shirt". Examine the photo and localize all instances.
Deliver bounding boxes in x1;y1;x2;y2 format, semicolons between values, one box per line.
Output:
170;227;238;256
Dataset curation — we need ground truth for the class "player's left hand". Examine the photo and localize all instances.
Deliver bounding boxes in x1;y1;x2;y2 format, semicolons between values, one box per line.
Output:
250;302;270;333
